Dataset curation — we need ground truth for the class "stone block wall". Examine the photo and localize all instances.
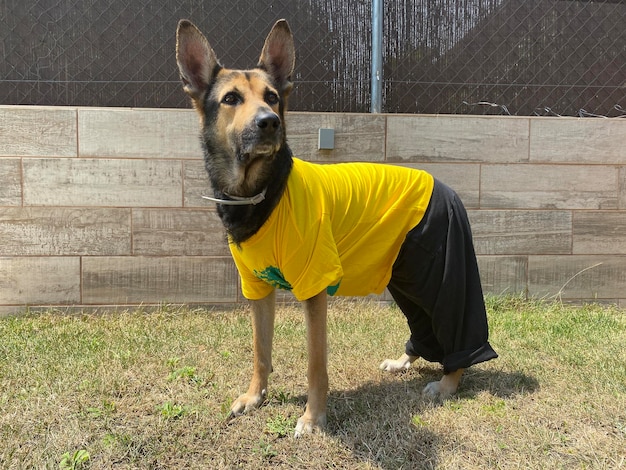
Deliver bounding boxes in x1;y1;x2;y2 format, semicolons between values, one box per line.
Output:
1;106;625;313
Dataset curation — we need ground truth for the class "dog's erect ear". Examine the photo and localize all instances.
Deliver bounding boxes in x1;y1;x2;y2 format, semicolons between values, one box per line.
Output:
176;20;220;102
258;19;295;95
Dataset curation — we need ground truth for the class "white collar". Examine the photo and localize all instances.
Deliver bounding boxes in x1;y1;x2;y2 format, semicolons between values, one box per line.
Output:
201;188;267;206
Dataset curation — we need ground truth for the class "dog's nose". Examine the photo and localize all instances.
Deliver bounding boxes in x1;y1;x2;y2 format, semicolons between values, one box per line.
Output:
255;112;280;134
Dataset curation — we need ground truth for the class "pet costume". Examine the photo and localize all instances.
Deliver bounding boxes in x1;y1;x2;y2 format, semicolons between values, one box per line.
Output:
229;157;497;371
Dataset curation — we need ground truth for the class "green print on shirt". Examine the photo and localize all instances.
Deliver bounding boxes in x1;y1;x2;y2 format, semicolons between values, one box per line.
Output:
254;266;293;291
326;281;341;296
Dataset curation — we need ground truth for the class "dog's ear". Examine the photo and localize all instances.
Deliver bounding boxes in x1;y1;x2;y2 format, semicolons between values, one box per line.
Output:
176;20;220;102
258;19;295;95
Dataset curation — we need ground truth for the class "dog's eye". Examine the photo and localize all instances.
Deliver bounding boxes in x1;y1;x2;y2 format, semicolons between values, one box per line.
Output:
265;91;280;106
222;92;241;106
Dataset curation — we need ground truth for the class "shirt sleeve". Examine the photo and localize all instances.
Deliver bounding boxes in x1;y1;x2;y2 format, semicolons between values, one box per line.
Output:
282;214;344;301
229;242;275;300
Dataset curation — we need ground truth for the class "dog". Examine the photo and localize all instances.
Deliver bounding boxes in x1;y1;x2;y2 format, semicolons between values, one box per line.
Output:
176;19;497;436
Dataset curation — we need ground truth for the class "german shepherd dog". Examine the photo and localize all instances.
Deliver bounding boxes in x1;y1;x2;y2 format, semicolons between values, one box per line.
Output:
176;19;497;436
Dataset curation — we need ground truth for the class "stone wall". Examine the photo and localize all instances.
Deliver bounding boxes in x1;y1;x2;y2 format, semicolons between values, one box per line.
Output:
1;106;625;314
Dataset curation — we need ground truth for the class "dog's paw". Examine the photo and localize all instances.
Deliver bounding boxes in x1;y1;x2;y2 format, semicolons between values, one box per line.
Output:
379;358;412;373
294;412;327;438
422;380;456;399
228;389;267;420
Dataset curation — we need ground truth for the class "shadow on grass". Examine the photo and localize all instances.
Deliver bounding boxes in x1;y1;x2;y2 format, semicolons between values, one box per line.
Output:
451;366;540;399
312;366;539;469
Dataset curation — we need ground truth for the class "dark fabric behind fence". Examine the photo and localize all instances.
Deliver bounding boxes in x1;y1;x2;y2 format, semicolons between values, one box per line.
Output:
1;0;624;115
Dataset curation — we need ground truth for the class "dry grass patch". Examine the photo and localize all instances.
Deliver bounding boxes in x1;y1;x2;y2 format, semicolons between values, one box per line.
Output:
0;297;624;469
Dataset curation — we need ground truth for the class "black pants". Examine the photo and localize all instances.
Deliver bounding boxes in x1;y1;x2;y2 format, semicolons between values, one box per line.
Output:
388;179;498;374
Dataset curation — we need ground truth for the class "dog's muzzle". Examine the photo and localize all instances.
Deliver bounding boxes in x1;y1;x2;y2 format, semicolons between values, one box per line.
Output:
238;112;282;162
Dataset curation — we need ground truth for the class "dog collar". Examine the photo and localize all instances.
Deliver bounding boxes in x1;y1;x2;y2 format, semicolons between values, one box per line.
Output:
201;188;267;205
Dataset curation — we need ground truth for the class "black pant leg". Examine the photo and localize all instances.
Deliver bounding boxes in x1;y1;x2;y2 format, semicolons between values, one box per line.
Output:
388;179;497;373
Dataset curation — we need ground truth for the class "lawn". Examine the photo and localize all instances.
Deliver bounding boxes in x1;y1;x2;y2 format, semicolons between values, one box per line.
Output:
0;297;624;469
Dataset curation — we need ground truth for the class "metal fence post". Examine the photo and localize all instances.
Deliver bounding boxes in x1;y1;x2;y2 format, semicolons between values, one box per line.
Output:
370;0;383;113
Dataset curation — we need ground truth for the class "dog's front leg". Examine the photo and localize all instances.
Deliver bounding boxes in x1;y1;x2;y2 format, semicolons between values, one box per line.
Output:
294;291;328;437
229;290;276;418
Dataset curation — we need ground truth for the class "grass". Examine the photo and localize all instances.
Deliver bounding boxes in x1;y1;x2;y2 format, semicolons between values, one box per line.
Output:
0;297;624;469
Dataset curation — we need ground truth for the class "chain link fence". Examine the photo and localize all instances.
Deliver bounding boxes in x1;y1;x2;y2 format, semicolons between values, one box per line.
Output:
1;0;624;116
384;0;626;116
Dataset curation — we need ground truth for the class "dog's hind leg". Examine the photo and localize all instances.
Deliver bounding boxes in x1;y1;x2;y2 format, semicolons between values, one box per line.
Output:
229;290;276;418
423;368;464;398
379;353;419;373
294;291;329;437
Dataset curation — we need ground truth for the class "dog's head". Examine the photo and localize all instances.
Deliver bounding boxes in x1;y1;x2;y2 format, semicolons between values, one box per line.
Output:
176;19;295;196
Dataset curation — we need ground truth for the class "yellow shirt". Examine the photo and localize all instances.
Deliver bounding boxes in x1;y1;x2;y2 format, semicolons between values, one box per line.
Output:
229;158;434;301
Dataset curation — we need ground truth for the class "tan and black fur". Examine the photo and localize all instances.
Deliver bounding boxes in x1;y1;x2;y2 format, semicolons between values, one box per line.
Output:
176;19;466;436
